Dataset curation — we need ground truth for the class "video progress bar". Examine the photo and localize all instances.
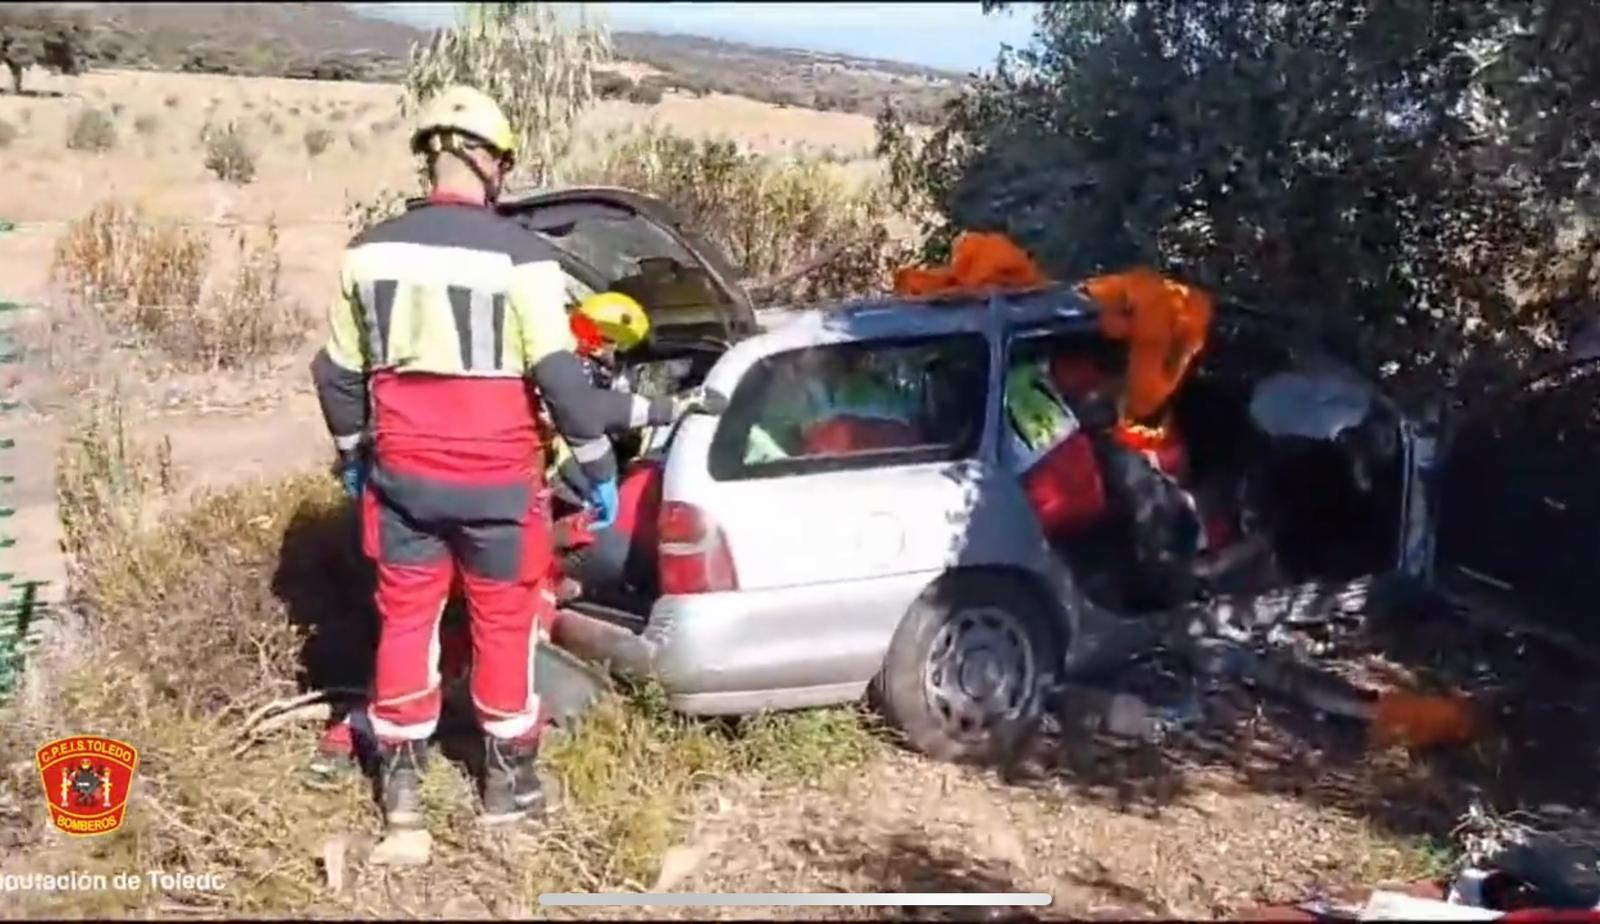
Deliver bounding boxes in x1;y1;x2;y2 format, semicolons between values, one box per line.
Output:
539;892;1052;907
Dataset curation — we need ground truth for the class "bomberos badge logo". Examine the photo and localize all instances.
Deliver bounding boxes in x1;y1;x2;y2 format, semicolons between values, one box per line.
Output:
35;735;139;837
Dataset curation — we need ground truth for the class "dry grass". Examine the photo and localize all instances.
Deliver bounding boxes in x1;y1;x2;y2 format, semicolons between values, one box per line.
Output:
0;410;879;914
48;200;305;372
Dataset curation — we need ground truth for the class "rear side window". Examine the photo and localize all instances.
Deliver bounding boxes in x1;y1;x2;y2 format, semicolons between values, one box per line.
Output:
708;334;991;481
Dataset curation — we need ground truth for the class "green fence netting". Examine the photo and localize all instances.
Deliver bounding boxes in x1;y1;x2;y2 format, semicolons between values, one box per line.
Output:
0;217;45;700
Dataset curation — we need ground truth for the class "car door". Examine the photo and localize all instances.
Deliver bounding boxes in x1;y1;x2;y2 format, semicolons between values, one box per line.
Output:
680;328;1006;591
1429;357;1600;647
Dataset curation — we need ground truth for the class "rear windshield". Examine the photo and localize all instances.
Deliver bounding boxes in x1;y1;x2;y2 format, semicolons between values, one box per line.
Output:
525;201;736;328
708;334;991;481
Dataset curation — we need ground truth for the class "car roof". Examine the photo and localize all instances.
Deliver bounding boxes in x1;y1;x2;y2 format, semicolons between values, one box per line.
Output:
755;283;1100;342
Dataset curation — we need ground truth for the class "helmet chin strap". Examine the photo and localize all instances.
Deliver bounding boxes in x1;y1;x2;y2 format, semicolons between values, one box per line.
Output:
448;147;501;205
429;132;505;205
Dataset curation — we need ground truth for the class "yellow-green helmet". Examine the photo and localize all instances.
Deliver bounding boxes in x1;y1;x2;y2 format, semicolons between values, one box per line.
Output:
574;292;650;353
410;85;516;160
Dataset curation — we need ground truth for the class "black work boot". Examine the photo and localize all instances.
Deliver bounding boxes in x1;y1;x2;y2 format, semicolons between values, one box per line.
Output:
480;735;544;826
376;739;428;832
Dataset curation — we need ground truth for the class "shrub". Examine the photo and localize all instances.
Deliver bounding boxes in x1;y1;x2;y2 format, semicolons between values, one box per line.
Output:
595;70;634;100
49;201;304;369
302;125;332;157
344;188;411;236
65;108;116;151
0;118;17;148
51;201;208;320
132;113;159;135
176;219;304;368
347;129;366;153
568;128;910;303
625;80;664;105
163;93;180;108
203;122;256;184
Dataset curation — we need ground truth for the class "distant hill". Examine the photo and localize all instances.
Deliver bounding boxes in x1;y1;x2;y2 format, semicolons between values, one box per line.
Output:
16;2;962;122
609;30;961;122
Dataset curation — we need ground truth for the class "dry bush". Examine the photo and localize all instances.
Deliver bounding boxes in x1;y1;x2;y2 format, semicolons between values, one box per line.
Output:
53;394;176;607
0;418;876;915
624;80;664;105
203;122;257;184
177;220;303;368
347;130;366;153
164;93;180;108
568;128;912;303
51;201;208;322
0;118;17;148
66;108;117;151
50;201;304;370
303;125;333;158
344;188;411;236
132;112;159;135
595;69;634;100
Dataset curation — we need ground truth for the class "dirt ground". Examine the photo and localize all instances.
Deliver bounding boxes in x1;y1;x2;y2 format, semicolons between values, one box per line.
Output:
1;66;1574;917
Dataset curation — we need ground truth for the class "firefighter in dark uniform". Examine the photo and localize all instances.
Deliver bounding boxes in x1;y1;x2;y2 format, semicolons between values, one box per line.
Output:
310;86;695;834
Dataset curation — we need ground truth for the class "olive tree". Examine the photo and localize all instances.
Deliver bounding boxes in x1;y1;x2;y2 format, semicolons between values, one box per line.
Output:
0;7;91;95
879;1;1594;403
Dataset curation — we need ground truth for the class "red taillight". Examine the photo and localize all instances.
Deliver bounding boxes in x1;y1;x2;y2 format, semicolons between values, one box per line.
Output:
657;501;738;595
1023;431;1108;540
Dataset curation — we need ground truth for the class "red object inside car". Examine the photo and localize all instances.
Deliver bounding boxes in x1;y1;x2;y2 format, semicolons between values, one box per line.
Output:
1048;353;1109;402
1023;430;1108;539
801;415;922;454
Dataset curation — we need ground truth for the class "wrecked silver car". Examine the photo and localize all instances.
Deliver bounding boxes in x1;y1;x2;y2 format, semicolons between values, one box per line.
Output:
543;258;1440;763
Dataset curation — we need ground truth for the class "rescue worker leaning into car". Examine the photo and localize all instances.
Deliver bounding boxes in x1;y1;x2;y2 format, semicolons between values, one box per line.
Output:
309;85;696;834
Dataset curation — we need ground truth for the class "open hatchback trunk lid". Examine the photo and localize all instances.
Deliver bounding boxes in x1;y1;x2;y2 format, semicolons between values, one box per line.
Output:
496;186;759;346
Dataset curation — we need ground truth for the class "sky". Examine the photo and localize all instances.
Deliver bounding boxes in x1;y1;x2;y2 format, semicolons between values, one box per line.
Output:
356;2;1040;74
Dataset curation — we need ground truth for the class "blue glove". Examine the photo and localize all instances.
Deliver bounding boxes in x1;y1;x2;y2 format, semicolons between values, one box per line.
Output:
341;461;368;500
585;477;620;530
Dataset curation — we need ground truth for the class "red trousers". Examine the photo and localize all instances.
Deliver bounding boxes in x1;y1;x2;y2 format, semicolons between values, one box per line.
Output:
361;481;557;745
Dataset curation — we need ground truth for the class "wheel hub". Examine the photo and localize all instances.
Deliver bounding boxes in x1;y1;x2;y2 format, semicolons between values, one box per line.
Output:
923;607;1038;741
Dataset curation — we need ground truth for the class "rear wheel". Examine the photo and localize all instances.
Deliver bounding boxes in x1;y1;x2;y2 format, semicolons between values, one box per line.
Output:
873;571;1066;764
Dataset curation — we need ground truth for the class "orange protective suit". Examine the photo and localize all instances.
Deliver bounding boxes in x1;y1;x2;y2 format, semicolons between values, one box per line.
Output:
892;232;1051;297
1081;268;1214;456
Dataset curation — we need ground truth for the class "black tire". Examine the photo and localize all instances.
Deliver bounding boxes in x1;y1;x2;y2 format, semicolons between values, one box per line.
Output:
873;570;1067;764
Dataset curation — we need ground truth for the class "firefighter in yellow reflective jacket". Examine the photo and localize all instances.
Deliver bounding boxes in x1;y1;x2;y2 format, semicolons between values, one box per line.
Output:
309;86;696;837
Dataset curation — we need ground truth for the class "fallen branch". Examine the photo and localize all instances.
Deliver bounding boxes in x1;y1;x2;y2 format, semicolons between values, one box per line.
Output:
231;703;336;756
745;233;880;299
239;686;365;736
